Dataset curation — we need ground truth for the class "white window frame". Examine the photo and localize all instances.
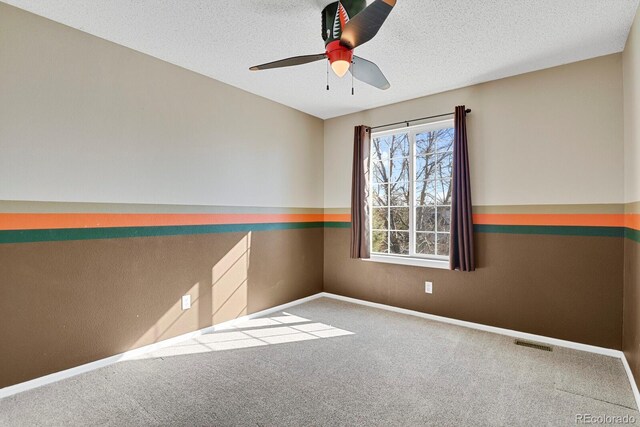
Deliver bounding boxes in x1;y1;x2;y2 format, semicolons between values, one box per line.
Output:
367;119;454;270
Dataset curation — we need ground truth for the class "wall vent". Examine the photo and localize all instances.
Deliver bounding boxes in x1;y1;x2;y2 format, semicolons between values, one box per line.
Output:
514;339;553;352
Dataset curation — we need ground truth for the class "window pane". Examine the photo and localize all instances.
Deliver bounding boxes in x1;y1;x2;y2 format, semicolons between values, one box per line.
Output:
372;126;453;261
436;179;452;205
437;233;450;256
390;158;410;182
372;160;389;183
372;231;389;253
372;208;388;229
371;148;388;164
436;128;454;152
390;207;409;231
390;182;409;206
415;154;436;181
415;181;436;206
372;136;391;162
372;183;388;207
416;132;436;156
437;152;453;179
437;206;451;232
416;206;435;232
389;133;410;158
416;232;435;255
390;231;410;255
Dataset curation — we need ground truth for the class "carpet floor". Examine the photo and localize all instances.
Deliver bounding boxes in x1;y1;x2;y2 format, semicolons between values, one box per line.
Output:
0;297;638;426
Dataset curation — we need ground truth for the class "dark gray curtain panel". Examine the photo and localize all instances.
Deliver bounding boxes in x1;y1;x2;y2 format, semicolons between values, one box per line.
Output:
450;106;475;271
350;125;371;259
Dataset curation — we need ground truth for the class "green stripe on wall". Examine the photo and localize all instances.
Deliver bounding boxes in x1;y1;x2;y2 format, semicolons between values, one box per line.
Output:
1;221;635;244
626;227;640;243
0;222;327;244
328;221;629;238
474;224;624;238
324;222;351;229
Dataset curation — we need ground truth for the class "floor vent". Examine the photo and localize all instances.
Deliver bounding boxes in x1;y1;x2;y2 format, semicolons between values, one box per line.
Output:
514;339;553;352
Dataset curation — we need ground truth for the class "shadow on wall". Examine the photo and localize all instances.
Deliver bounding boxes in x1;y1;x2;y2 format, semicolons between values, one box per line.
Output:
132;233;252;349
0;227;323;388
212;232;251;325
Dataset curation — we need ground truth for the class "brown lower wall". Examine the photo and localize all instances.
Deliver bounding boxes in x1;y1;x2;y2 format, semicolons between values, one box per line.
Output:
324;228;624;350
0;226;628;389
624;239;640;387
0;228;323;388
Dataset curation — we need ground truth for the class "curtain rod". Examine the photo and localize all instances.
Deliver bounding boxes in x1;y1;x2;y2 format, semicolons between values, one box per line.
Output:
368;108;472;131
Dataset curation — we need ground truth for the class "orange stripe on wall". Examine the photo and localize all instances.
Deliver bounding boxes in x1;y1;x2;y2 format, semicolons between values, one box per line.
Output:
0;212;636;231
626;214;640;231
0;213;328;231
472;213;627;228
323;213;351;222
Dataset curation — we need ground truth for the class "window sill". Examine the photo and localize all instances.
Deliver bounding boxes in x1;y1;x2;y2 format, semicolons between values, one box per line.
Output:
363;255;450;270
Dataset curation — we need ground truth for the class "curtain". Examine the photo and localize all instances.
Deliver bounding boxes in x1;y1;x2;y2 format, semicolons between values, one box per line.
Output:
450;106;475;271
350;125;371;259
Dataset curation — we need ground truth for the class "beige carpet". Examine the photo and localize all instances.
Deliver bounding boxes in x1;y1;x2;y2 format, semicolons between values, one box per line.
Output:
0;297;637;426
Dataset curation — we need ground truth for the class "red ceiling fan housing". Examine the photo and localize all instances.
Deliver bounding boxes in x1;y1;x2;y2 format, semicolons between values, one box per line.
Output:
325;41;353;66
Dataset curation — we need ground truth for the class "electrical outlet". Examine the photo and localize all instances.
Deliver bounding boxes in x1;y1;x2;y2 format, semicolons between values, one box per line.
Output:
181;295;191;310
425;281;433;294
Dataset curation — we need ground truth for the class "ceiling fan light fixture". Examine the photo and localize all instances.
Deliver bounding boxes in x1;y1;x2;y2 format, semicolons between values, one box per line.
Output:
326;40;353;78
331;60;351;78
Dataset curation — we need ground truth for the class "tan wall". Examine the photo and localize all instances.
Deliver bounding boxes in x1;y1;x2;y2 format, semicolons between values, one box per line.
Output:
0;228;324;388
0;3;324;208
623;7;640;389
624;7;640;204
323;54;627;350
324;54;624;208
0;1;634;391
0;4;325;389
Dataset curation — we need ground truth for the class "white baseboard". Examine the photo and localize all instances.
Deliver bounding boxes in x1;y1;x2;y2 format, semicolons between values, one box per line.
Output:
3;290;639;412
621;353;640;410
319;292;620;356
0;293;323;399
319;292;640;411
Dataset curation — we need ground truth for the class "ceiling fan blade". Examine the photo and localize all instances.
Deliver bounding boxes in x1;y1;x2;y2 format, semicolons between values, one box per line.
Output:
340;0;396;49
351;56;390;90
249;54;327;71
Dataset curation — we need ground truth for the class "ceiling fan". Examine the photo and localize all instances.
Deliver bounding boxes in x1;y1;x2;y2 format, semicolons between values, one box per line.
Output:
249;0;396;90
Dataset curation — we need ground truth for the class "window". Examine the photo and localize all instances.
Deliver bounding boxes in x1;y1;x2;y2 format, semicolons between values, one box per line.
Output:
370;120;454;265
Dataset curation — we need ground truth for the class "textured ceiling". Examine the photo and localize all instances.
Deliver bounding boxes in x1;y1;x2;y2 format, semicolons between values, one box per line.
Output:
4;0;639;119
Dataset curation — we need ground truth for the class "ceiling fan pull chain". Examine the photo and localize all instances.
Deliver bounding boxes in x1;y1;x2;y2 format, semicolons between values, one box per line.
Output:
326;60;330;91
351;60;355;95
